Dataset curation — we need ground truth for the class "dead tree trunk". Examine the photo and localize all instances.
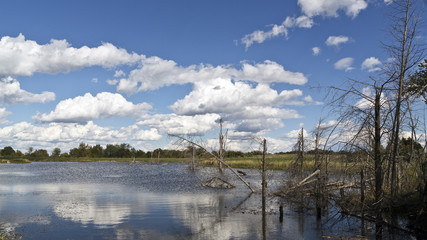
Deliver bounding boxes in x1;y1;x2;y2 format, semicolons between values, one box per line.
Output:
374;90;384;238
294;128;305;178
262;139;267;212
301;128;304;178
218;118;225;172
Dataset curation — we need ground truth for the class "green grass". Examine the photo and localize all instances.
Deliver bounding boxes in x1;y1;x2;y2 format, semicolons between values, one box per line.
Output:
199;154;356;173
0;158;30;164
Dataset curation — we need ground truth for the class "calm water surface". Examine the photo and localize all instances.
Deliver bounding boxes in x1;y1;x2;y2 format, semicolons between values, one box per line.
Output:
0;162;399;239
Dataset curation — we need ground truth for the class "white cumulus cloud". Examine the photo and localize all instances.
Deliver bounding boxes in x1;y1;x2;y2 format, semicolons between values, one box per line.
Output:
361;57;382;72
33;92;152;123
334;57;354;71
325;35;350;47
0;34;140;76
168;78;305;133
298;0;368;18
137;113;221;136
0;76;55;104
116;57;307;95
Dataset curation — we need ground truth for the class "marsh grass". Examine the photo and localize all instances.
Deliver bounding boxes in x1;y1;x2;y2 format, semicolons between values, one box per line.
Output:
200;154;357;173
0;158;30;164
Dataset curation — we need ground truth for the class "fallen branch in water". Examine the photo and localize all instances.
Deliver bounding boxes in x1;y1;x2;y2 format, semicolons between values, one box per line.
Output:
203;177;235;189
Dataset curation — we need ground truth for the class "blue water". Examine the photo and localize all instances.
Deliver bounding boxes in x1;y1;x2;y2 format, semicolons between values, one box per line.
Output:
0;162;389;239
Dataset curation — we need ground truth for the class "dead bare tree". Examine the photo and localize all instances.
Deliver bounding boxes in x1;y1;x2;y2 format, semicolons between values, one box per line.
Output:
218;118;227;172
290;128;305;178
323;74;395;238
382;0;425;198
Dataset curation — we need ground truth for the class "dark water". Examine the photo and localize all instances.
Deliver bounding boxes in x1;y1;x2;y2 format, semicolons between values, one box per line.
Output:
0;162;409;239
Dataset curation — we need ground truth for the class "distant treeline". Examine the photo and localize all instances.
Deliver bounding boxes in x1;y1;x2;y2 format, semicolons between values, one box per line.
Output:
0;143;282;160
0;137;422;160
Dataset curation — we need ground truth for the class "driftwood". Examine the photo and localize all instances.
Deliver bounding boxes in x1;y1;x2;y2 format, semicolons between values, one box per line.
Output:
203;177;235;189
280;169;366;196
282;169;321;194
169;134;255;193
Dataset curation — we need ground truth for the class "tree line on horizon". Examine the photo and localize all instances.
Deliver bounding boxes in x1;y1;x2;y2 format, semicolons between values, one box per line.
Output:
0;135;424;161
0;142;275;160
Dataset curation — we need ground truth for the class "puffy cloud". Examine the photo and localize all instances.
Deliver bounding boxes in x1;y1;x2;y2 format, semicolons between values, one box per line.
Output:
168;78;305;134
0;107;11;124
361;57;382;72
116;57;307;95
170;78;303;116
334;57;354;71
0;34;140;76
33;92;152;123
312;46;321;56
298;0;368;18
137;113;220;136
0;76;55;104
239;60;307;85
325;35;350;47
241;15;313;49
0;121;161;151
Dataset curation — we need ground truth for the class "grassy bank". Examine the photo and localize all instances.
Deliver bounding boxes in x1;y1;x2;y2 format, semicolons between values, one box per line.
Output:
0;158;30;164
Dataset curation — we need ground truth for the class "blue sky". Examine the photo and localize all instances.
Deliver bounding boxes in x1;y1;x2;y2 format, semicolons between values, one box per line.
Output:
0;0;425;153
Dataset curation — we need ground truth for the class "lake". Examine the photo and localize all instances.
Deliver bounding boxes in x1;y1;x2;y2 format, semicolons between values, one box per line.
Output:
0;162;411;239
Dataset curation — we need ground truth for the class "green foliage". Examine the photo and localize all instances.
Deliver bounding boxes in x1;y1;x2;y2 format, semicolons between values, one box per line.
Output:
0;146;16;157
90;144;103;158
69;143;90;157
15;150;23;157
407;59;427;102
31;149;49;159
399;137;424;162
51;148;61;157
